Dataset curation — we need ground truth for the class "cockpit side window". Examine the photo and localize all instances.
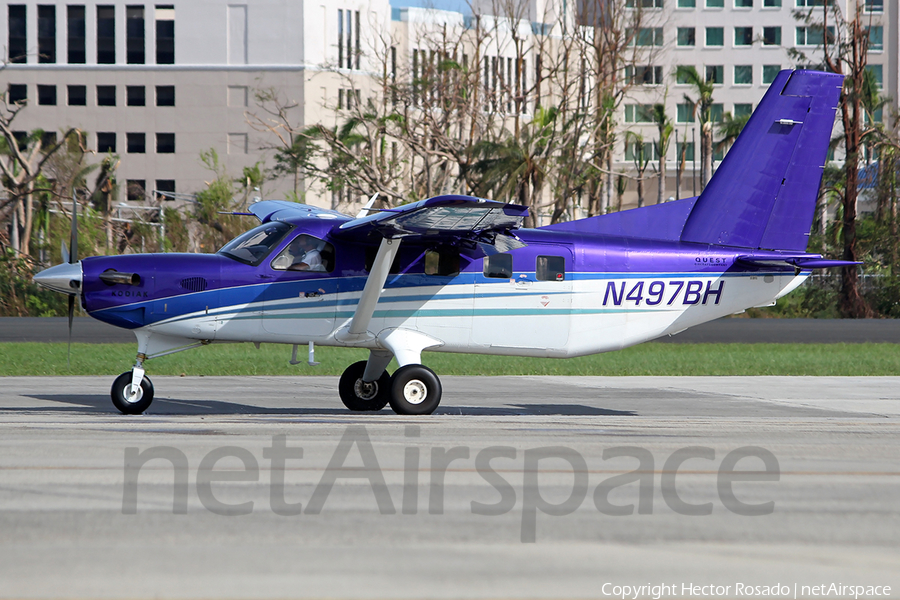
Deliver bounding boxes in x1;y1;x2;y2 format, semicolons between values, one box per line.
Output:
271;234;335;272
218;221;293;266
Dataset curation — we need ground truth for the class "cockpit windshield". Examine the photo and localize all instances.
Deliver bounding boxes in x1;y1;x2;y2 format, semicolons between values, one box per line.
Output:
218;221;293;266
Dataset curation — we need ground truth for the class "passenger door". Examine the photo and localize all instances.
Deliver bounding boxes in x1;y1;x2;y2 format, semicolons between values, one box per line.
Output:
472;244;573;350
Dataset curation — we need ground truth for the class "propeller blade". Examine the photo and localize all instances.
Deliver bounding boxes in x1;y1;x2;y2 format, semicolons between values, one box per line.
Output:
61;241;69;265
67;294;74;368
69;193;78;264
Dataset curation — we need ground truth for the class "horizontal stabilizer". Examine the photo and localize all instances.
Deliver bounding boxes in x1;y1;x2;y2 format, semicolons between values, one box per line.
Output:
737;254;861;269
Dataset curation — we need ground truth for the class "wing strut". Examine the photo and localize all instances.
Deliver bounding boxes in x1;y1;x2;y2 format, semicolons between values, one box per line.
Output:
338;237;402;342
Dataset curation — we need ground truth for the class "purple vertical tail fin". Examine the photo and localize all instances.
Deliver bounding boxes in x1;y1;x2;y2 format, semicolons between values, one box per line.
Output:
680;69;844;251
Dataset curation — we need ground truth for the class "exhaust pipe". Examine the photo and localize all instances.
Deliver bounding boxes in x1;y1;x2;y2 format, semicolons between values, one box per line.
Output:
99;270;142;286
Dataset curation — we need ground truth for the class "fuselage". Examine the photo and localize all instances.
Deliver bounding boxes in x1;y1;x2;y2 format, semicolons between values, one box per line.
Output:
78;219;806;359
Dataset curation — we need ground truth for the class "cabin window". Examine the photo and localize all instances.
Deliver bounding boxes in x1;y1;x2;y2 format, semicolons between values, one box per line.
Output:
536;255;565;281
424;247;459;276
271;234;335;272
364;246;402;274
218;221;292;266
483;254;512;278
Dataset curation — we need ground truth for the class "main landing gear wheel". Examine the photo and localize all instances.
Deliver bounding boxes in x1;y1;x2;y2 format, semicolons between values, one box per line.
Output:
389;364;442;415
339;360;391;411
111;370;155;415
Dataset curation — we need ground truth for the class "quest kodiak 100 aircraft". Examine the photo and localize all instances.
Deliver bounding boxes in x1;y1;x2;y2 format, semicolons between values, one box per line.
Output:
35;69;854;416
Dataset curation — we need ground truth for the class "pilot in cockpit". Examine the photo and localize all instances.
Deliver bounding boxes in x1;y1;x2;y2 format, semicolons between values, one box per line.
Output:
286;235;325;271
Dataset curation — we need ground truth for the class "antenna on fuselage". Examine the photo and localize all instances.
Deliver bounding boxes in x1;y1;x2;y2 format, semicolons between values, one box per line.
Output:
355;193;379;218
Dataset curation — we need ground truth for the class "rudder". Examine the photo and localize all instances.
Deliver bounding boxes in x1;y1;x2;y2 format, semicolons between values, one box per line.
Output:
680;70;844;251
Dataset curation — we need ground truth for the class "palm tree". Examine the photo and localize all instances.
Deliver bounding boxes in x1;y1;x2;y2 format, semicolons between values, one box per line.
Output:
625;130;651;208
470;107;558;227
714;112;750;160
651;104;673;204
675;66;715;190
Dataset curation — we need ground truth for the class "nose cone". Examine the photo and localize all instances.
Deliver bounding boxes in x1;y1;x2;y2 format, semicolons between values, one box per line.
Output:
33;261;83;295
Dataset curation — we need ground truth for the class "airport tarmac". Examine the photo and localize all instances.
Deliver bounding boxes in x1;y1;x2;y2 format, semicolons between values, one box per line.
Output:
1;375;899;599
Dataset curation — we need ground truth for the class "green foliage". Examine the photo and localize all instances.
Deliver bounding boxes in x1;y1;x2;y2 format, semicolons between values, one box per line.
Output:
192;148;246;250
0;251;70;316
3;341;900;377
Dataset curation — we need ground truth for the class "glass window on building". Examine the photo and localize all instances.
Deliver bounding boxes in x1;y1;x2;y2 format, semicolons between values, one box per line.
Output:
126;6;145;64
734;65;752;85
866;65;883;89
763;0;781;5
8;84;27;104
706;0;724;6
710;104;724;123
156;180;176;201
734;103;753;117
127;133;146;153
677;103;696;123
625;104;654;123
126;180;146;201
677;27;696;46
867;26;883;51
678;0;696;6
97;132;116;153
706;27;724;46
156;85;175;106
796;26;834;46
97;6;115;64
762;65;781;85
156;133;176;153
38;5;56;63
735;0;752;6
864;0;883;13
68;85;86;106
8;5;27;63
626;141;657;162
127;86;146;106
67;6;86;64
734;27;753;46
676;66;695;84
37;85;57;105
97;85;116;106
631;27;663;46
706;65;724;84
156;6;175;64
763;27;781;46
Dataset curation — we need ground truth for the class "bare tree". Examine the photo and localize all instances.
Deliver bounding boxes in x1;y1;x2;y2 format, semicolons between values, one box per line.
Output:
801;1;877;317
1;85;80;257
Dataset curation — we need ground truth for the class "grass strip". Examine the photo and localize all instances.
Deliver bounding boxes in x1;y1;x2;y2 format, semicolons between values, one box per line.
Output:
1;342;899;377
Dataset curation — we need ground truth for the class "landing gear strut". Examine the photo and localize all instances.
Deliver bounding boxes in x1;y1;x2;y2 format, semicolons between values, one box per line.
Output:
111;370;155;414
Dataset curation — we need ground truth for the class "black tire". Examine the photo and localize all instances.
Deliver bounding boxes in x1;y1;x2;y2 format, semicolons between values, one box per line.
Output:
111;371;154;415
338;360;391;411
389;364;442;415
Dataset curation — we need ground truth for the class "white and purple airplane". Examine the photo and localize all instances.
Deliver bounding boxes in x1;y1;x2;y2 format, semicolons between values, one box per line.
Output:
34;69;853;415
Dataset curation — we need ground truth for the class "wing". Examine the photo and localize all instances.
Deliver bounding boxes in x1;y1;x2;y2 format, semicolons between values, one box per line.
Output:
333;194;529;257
247;200;350;224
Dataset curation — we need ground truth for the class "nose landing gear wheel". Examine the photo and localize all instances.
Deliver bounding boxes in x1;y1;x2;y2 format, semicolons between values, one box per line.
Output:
111;371;155;415
339;360;391;411
389;364;442;415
